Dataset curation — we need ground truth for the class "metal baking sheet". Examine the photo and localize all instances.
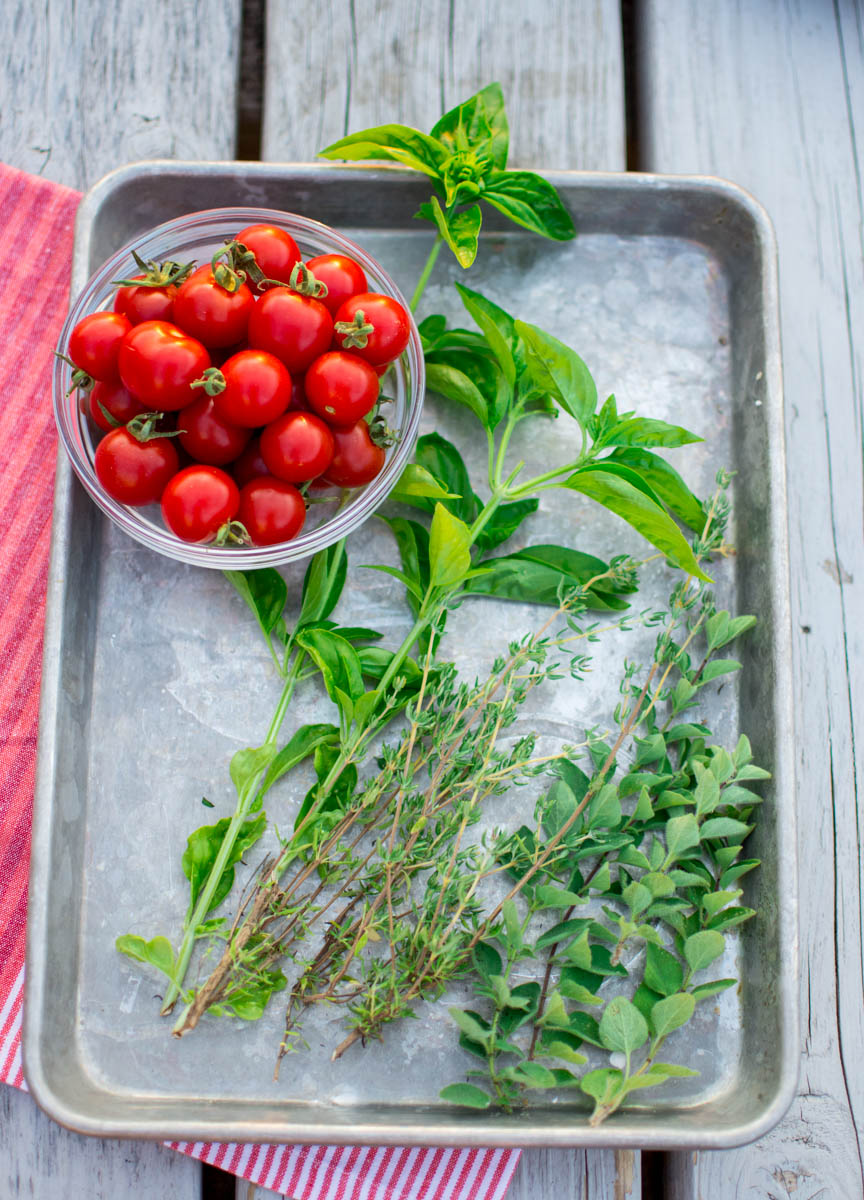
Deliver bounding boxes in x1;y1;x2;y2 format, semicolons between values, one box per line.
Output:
25;163;797;1148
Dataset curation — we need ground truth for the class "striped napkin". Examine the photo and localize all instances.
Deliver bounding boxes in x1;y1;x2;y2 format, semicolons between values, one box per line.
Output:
0;162;520;1200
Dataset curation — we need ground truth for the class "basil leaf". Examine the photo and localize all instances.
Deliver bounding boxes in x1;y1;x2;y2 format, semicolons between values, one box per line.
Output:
319;123;446;179
389;462;459;504
427;196;482;268
603;416;703;449
472;497;538;551
380;516;430;616
431;82;509;168
413;433;476;523
425;361;489;428
429;503;472;589
417;313;447;350
298;541;347;627
484;169;576;240
515;320;597;426
229;744;279;799
225;568;286;640
605;447;706;531
465;544;630;610
181;811;267;914
115;935;176;982
426;345;510;429
261;723;340;795
295;627;366;705
561;467;710;581
454;282;517;386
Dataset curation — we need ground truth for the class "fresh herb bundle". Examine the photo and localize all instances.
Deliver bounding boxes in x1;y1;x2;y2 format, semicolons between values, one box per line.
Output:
116;84;766;1125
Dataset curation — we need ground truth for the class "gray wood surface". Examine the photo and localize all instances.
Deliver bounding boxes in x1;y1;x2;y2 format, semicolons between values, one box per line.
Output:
262;0;625;170
0;2;241;1198
258;4;638;1198
0;1084;201;1199
2;0;242;190
639;0;864;1194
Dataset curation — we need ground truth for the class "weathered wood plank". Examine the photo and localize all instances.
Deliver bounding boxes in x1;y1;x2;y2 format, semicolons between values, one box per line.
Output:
640;0;864;1193
258;7;634;1199
0;3;242;1198
0;1083;201;1200
1;0;243;191
262;0;625;170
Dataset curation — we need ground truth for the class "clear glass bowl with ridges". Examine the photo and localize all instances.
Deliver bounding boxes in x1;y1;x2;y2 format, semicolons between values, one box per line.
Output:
53;207;424;569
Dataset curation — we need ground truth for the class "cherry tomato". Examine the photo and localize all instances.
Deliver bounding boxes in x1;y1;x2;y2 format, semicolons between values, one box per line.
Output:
304;351;379;426
114;276;177;325
118;321;211;411
260;411;335;483
237;476;306;545
87;379;149;432
172;265;254;348
305;254;368;316
248;290;333;374
322;420;386;487
177;395;250;465
161;465;239;543
94;426;178;505
333;293;410;366
212;349;292;428
231;436;270;488
235;224;301;287
69;311;132;381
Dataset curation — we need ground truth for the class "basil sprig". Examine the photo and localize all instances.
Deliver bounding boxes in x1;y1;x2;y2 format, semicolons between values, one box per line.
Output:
319;82;575;273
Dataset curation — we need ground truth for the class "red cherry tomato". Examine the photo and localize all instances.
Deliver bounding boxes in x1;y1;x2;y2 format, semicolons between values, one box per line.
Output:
304;351;379;427
248;290;333;374
237;476;306;545
172;265;254;348
94;427;179;505
88;380;149;432
322;421;386;487
231;436;270;488
177;395;250;466
260;411;335;483
333;293;410;366
114;276;177;325
212;349;292;428
305;254;368;316
235;224;301;287
69;311;132;381
118;321;211;411
161;465;239;543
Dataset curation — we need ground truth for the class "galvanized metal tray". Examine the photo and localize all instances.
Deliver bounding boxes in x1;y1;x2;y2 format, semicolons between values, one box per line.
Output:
25;163;797;1148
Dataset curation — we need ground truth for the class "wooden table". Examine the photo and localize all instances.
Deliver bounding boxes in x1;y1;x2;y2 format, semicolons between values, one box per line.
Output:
2;1;862;1196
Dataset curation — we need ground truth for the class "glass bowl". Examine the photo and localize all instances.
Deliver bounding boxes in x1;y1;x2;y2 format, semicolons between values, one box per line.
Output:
53;207;424;569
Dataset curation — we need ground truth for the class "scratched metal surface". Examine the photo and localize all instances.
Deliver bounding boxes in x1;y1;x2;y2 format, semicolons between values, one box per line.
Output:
25;165;796;1147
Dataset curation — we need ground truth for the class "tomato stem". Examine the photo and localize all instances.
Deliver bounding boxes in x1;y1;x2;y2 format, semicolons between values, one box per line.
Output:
334;309;375;349
288;261;328;299
191;367;227;396
112;251;195;289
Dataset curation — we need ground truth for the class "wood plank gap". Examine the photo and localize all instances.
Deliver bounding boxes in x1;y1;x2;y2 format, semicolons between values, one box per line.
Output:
236;0;266;159
620;0;644;171
202;1160;238;1199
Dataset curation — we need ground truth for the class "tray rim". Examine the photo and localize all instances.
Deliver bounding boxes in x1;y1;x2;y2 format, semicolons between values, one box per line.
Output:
24;160;799;1149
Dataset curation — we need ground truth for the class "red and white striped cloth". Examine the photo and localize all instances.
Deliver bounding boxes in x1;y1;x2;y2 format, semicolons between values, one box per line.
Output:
0;162;521;1200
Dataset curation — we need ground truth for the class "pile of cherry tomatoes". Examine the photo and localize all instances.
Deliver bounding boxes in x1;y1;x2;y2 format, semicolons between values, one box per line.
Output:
63;223;411;546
